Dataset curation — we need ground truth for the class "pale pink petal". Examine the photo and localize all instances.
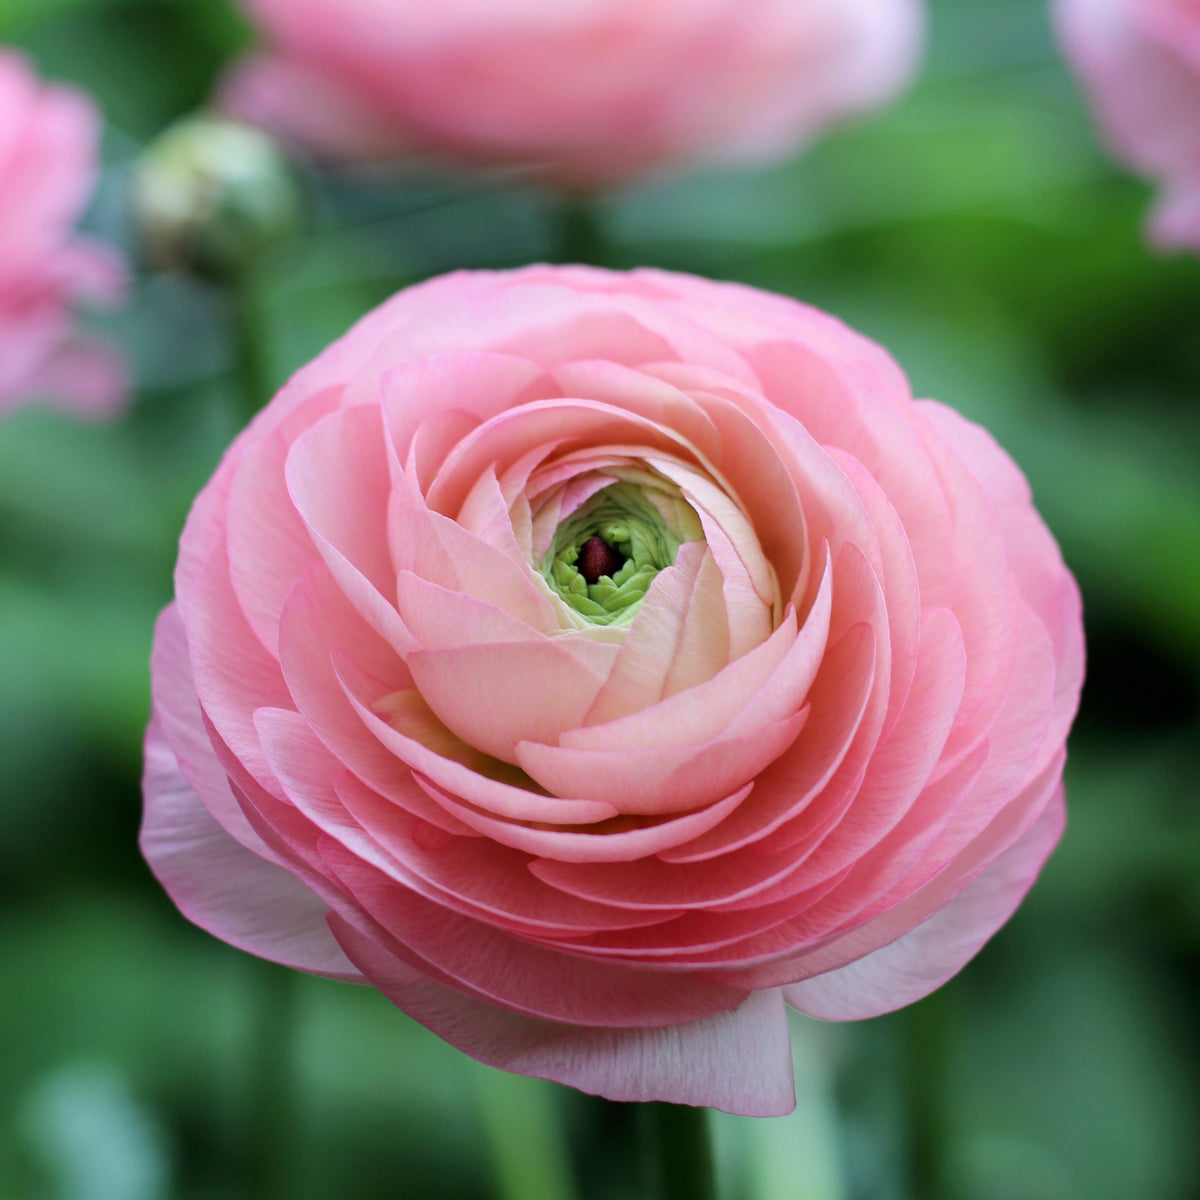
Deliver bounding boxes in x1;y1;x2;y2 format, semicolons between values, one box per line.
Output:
679;386;811;605
517;711;807;816
150;604;273;855
824;450;921;737
898;599;1058;876
319;844;747;1027
423;397;697;519
329;914;797;1116
748;338;954;606
418;776;755;863
0;54;127;418
548;360;724;463
251;704;616;940
225;390;342;652
917;399;1085;748
286;404;412;647
341;662;620;825
0;77;97;262
762;545;894;860
390;495;561;631
396;570;548;650
646;456;775;657
278;563;618;827
662;543;733;696
454;466;533;569
378;353;546;485
141;713;360;980
333;773;684;936
185;541;294;797
407;636;620;765
776;606;967;887
366;287;676;391
784;790;1064;1019
531;819;844;913
707;754;1065;988
659;621;876;863
558;608;799;754
1055;0;1200;252
581;542;707;726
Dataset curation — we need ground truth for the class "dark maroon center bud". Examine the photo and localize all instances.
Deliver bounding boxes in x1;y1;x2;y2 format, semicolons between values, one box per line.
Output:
578;536;625;586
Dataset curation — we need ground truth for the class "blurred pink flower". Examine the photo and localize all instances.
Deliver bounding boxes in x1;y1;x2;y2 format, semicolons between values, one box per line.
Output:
1055;0;1200;251
142;266;1083;1116
0;51;127;419
219;0;925;186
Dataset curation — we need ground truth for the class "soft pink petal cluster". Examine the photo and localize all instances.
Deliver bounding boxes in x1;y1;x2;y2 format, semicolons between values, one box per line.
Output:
220;0;925;186
142;266;1083;1116
1055;0;1200;251
0;51;126;419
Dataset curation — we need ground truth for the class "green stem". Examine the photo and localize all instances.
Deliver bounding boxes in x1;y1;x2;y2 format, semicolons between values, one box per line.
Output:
229;270;270;427
903;989;955;1200
476;1071;580;1200
639;1103;718;1200
555;194;606;267
243;959;299;1200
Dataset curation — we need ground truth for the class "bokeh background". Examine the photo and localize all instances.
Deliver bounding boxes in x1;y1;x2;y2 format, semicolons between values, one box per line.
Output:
2;0;1199;1197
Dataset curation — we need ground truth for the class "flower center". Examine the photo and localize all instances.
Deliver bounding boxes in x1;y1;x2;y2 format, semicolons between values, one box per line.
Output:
578;535;626;586
540;478;701;627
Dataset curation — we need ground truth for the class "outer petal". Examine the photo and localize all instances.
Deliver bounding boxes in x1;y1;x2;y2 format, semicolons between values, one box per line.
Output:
784;789;1065;1019
141;713;360;980
329;914;797;1117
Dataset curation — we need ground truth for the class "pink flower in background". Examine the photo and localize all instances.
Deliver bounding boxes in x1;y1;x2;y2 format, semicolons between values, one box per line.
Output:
0;51;127;419
220;0;925;187
142;266;1083;1116
1055;0;1200;251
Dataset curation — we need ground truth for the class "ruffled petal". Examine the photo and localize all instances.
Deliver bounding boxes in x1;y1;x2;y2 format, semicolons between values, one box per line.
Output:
784;790;1064;1019
329;914;797;1116
141;712;360;980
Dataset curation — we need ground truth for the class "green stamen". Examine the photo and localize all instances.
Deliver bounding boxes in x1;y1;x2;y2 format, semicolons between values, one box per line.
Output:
540;479;702;626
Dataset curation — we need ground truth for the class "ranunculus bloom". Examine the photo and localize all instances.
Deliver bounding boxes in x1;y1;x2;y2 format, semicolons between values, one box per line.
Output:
1055;0;1200;251
142;266;1083;1116
219;0;925;187
0;50;127;419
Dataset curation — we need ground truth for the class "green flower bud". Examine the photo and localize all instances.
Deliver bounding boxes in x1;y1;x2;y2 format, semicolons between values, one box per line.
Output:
133;115;301;281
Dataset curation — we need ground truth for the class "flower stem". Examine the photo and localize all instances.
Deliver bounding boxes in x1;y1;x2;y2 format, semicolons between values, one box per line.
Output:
243;959;299;1200
639;1103;718;1200
476;1071;580;1200
229;270;270;427
555;194;606;267
903;988;955;1200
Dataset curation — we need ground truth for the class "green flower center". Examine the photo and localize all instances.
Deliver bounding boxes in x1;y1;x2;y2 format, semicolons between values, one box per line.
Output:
541;478;702;627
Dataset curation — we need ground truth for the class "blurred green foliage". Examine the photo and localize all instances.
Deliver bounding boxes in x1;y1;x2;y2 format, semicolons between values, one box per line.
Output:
2;0;1199;1197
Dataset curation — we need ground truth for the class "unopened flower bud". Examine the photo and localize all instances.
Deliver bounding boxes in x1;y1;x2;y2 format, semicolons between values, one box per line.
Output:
133;115;300;280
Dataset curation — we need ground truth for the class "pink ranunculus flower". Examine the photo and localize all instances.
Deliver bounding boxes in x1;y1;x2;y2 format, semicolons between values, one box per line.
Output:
0;50;127;419
142;266;1083;1116
218;0;925;187
1055;0;1200;251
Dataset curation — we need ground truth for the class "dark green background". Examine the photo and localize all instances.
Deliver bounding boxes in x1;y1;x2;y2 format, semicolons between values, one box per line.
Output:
1;0;1198;1197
